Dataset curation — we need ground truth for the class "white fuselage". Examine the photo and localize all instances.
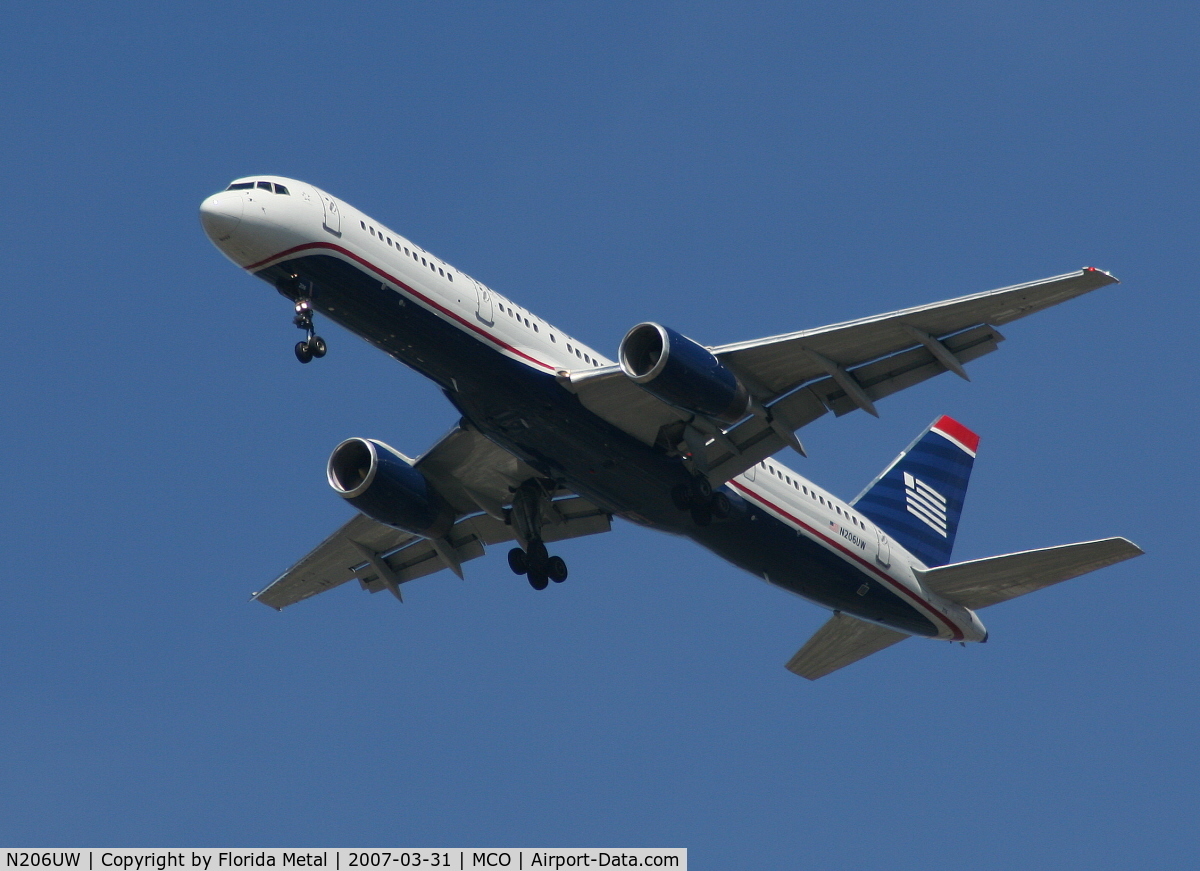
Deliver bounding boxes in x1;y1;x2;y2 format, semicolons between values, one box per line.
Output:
201;176;986;643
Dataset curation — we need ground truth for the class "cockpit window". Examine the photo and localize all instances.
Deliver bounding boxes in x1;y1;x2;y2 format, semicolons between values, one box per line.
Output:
225;181;290;194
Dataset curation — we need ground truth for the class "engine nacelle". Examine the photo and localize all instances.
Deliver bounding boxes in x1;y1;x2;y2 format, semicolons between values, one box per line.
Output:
327;438;455;538
619;322;751;423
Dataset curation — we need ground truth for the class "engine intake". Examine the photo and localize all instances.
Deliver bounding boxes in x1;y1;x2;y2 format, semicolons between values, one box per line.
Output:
619;322;750;423
328;438;454;538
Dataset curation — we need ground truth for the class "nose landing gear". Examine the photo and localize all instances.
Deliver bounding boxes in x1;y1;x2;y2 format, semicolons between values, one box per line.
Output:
292;299;327;364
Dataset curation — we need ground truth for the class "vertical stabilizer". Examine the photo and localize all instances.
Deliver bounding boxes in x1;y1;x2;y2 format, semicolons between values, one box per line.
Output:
850;415;978;567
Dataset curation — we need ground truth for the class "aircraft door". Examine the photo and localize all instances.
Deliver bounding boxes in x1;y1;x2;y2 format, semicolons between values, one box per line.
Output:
474;280;494;325
320;193;342;236
876;530;891;567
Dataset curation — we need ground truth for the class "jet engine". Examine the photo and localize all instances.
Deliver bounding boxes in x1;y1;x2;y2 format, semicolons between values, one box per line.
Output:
327;438;455;538
619;322;751;423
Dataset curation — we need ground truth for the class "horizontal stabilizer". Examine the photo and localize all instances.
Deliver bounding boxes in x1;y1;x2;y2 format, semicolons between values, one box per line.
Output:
918;537;1144;610
785;612;909;680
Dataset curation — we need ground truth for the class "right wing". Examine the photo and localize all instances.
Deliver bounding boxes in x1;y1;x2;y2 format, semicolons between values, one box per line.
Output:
254;497;611;610
253;424;612;610
785;612;910;680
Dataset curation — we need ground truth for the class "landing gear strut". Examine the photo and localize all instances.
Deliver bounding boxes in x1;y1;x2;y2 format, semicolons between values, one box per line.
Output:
292;298;327;364
672;475;732;527
506;480;570;590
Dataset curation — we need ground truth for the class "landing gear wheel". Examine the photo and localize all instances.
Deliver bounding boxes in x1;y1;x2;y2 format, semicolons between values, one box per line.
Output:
526;539;548;566
691;475;713;504
710;491;733;520
547;556;568;583
507;547;529;575
671;483;693;511
527;568;549;590
291;299;325;362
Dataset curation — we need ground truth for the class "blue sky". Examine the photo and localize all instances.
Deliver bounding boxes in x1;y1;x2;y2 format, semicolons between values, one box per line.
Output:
3;2;1196;866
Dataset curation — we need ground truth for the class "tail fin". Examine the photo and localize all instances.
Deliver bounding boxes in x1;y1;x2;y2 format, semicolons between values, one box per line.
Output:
851;415;979;567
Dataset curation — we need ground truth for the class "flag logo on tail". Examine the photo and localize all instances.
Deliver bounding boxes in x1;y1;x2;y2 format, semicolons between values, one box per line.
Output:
851;415;979;567
903;472;948;537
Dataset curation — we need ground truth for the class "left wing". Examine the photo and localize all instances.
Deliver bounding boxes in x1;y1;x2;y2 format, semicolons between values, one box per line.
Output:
566;268;1118;485
254;425;612;610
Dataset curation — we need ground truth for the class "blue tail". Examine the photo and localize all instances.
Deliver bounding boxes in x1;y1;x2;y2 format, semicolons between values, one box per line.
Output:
850;416;979;567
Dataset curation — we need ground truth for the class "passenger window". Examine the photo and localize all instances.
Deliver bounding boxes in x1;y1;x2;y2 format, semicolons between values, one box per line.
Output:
448;274;453;282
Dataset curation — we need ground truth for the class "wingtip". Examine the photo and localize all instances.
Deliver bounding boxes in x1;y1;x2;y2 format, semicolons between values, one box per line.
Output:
1083;266;1120;285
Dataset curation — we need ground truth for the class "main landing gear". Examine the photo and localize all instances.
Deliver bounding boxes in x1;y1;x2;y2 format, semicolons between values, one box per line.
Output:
505;479;569;590
672;475;732;527
507;543;568;590
292;299;327;364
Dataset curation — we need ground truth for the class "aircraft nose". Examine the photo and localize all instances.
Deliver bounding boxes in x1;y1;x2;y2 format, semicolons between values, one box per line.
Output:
199;192;243;243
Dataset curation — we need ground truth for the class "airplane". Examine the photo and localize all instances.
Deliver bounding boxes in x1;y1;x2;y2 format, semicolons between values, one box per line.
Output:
200;175;1143;679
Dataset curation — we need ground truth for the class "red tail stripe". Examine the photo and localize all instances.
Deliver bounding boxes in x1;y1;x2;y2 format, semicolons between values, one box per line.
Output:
932;415;980;454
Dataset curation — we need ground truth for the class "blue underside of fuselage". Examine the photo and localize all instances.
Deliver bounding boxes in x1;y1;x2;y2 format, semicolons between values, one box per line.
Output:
257;254;938;637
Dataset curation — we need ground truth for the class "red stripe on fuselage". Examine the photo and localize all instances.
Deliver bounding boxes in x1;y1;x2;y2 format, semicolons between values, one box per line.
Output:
244;241;558;372
729;480;964;640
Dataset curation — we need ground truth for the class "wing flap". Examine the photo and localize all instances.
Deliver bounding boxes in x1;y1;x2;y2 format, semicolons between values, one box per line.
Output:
814;323;1001;417
785;612;910;680
918;537;1144;610
253;513;418;610
700;324;1001;484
